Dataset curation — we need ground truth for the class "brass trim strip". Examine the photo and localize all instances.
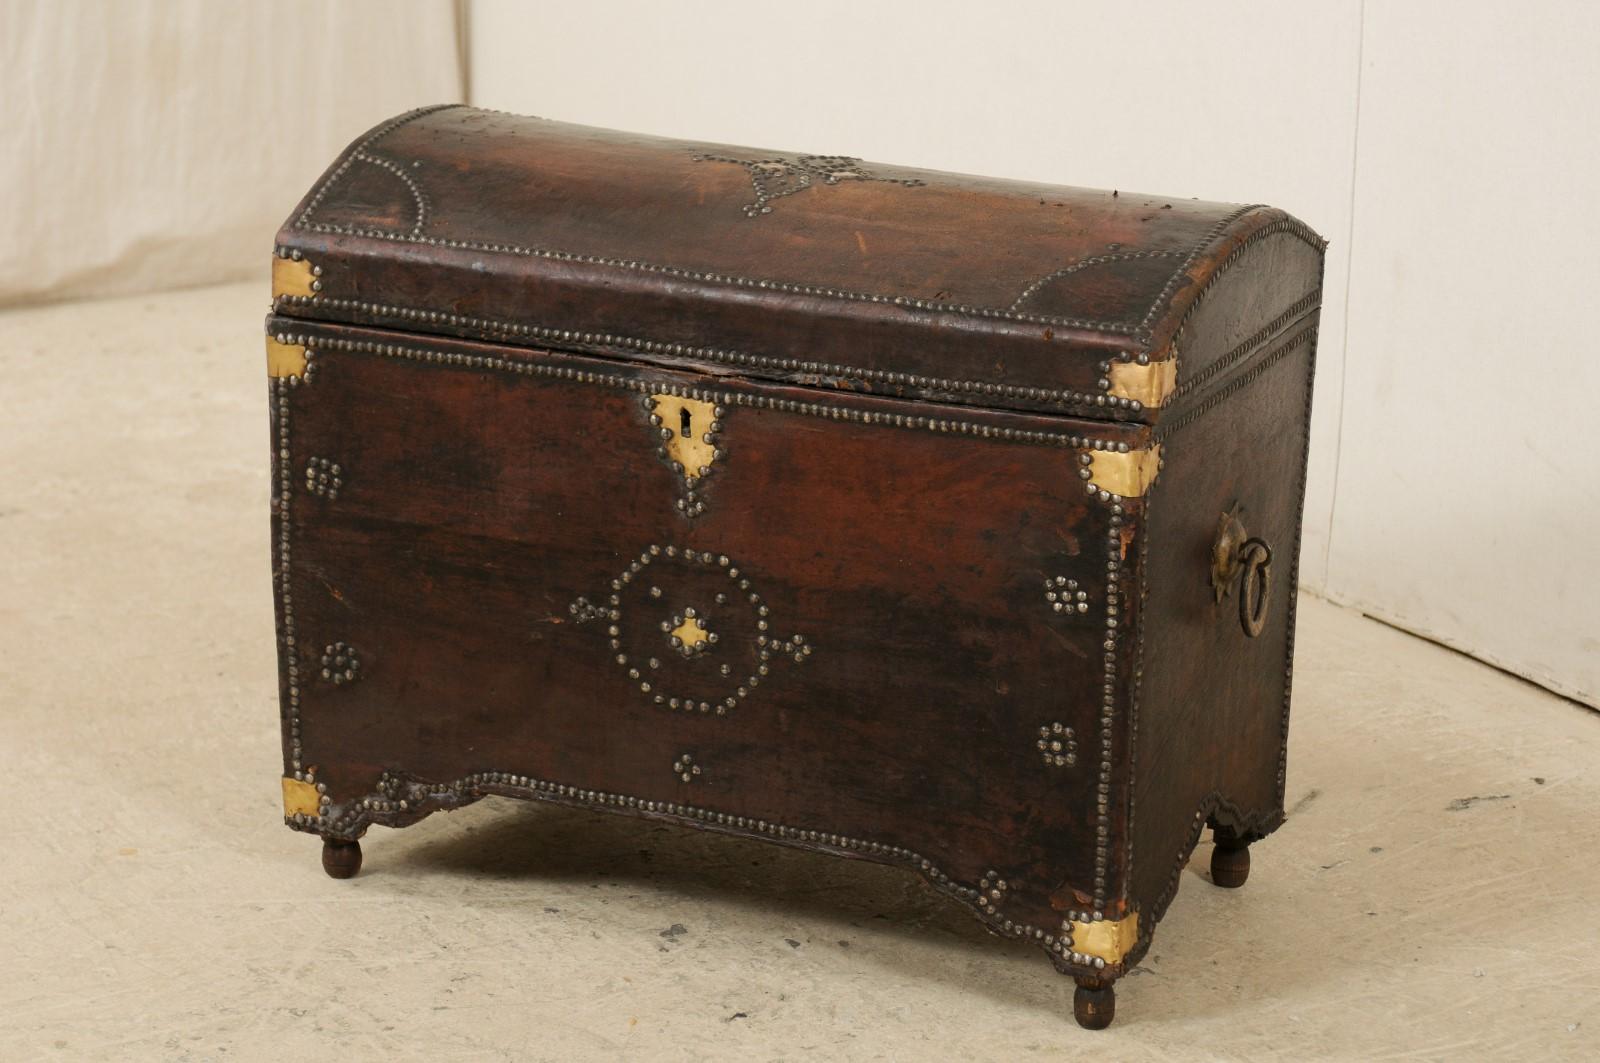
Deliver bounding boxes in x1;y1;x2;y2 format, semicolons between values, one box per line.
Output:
1087;446;1161;498
1107;358;1177;408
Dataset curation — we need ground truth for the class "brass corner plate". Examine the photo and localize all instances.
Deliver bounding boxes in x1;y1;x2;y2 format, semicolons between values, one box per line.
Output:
271;255;318;300
1087;446;1162;498
281;776;321;817
1070;911;1139;964
1107;358;1177;408
652;394;718;481
266;337;308;379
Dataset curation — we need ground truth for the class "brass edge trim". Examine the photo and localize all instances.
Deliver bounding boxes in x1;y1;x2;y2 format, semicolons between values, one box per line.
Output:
1088;446;1161;498
272;255;318;300
267;337;308;379
1107;358;1177;408
1070;911;1139;964
281;777;321;818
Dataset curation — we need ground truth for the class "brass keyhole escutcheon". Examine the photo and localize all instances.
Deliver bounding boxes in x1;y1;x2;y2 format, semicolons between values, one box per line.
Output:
1211;504;1273;638
651;394;718;481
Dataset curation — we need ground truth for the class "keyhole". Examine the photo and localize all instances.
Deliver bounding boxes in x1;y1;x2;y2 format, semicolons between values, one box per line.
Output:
680;407;693;438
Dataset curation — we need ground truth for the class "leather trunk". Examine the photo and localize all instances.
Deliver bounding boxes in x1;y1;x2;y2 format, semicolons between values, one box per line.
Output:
265;104;1324;1027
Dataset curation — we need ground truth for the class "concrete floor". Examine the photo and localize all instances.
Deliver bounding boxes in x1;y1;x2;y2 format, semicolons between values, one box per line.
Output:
3;282;1598;1062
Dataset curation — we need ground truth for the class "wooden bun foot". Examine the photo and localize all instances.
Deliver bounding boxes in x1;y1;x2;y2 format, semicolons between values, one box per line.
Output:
1210;836;1250;889
1073;976;1116;1030
321;837;362;879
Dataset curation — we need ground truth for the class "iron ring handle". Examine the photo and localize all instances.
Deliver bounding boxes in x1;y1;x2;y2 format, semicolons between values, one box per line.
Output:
1211;506;1274;639
1236;538;1272;639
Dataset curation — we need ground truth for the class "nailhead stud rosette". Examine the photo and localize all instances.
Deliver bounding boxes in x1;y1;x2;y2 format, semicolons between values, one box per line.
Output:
304;456;343;499
1044;575;1090;615
319;642;361;686
672;754;702;783
1037;722;1078;767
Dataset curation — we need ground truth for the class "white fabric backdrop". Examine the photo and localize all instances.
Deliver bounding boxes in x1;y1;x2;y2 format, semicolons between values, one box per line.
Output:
0;0;463;307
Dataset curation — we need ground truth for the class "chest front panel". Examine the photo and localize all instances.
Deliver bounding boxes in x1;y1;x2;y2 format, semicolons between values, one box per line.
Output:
272;322;1142;931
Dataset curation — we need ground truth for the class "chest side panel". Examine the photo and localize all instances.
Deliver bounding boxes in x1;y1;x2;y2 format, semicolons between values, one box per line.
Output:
270;322;1145;941
1128;317;1319;947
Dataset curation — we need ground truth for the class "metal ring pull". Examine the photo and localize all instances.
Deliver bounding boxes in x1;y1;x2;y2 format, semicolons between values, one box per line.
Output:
1236;538;1272;638
1211;506;1274;639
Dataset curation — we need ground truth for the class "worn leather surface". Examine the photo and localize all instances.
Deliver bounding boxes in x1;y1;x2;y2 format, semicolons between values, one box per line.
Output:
272;105;1322;420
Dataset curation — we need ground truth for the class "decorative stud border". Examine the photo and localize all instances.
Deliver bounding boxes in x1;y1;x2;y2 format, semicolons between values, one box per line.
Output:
269;295;1148;416
290;214;1198;341
1092;504;1126;913
289;767;1116;971
1152;326;1317;445
1166;288;1322;407
262;324;1146;460
1277;322;1321;802
272;374;304;774
270;328;327;829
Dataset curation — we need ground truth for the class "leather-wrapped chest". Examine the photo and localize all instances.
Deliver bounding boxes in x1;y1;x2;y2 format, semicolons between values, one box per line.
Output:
266;105;1324;1028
